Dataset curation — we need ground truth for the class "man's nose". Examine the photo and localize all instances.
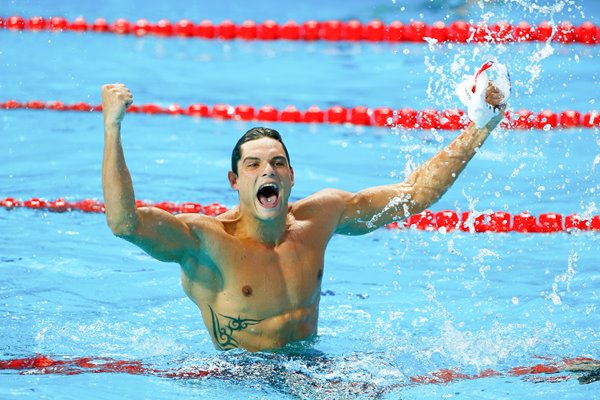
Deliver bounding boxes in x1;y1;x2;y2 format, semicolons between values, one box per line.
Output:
262;163;275;177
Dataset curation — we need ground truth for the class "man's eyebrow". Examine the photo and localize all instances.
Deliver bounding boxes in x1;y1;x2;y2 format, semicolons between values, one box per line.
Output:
242;155;287;162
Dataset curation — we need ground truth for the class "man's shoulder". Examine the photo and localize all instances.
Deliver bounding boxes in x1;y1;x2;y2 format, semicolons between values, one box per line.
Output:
291;188;352;216
294;188;352;205
175;212;226;232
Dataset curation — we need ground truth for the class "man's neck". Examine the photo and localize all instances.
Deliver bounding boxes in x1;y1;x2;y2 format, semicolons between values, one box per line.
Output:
237;209;289;246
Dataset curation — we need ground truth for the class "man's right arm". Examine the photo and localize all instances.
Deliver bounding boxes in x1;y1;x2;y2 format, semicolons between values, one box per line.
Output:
101;83;200;263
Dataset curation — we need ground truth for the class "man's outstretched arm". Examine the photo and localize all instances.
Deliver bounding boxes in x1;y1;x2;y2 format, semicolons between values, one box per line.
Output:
101;83;200;262
334;80;507;235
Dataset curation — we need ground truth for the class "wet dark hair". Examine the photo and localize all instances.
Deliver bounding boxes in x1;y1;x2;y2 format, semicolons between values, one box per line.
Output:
231;127;291;175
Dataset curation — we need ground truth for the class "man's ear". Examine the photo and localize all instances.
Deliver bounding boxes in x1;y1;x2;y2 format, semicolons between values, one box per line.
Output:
228;171;238;190
290;166;295;187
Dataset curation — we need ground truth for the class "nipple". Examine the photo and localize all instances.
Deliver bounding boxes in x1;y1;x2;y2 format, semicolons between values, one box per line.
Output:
317;269;323;280
242;285;253;297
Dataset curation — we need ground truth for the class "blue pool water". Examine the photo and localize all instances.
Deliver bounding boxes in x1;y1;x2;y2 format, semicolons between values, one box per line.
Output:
1;0;600;399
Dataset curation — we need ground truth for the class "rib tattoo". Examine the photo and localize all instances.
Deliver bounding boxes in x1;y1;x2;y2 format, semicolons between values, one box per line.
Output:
208;305;264;350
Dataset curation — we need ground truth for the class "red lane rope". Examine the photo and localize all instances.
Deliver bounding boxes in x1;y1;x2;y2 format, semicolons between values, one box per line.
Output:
1;16;598;44
2;197;599;233
1;100;598;130
0;355;597;384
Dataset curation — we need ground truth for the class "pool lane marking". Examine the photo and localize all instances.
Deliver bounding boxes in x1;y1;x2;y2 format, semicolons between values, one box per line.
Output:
1;100;598;130
1;197;599;233
1;16;598;45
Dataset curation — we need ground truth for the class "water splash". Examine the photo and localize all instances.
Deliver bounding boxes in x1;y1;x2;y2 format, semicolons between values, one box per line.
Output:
365;192;412;229
592;154;600;172
524;42;555;94
421;0;587;112
436;320;538;371
473;248;500;279
545;249;578;306
181;350;407;399
508;0;585;18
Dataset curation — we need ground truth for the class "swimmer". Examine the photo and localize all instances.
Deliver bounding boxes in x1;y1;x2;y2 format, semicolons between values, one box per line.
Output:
101;62;508;352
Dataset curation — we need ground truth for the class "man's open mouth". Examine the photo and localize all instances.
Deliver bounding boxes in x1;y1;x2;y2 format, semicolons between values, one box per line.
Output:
256;183;280;209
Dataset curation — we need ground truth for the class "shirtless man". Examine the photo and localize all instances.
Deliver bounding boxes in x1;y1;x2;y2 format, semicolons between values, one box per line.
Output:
102;67;507;352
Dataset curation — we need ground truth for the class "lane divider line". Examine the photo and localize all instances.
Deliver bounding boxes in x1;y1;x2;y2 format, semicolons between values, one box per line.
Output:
2;197;599;233
1;16;598;45
0;355;598;385
1;100;598;130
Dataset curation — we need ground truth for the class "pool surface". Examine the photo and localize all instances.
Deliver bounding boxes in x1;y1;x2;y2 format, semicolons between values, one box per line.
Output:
1;0;599;399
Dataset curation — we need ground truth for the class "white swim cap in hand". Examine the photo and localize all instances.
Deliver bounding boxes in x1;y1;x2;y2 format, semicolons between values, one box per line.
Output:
456;61;511;128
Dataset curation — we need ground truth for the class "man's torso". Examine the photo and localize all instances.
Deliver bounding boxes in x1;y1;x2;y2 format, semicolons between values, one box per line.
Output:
178;192;341;351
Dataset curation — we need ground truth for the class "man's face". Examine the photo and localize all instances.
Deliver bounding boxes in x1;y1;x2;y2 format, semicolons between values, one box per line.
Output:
228;137;294;221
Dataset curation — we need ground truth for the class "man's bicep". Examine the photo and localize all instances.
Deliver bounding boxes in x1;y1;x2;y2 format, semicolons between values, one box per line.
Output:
120;207;201;263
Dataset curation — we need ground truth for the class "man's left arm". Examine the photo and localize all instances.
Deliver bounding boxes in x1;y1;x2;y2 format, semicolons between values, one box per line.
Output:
335;108;504;235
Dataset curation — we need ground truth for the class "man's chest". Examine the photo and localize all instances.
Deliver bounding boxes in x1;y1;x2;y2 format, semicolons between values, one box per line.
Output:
215;240;325;312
